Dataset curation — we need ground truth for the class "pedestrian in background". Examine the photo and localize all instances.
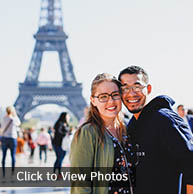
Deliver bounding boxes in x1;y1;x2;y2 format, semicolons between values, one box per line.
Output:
15;131;25;167
47;126;54;140
27;127;37;163
187;109;193;115
0;106;21;178
16;131;25;154
177;104;193;133
52;112;70;178
36;127;52;163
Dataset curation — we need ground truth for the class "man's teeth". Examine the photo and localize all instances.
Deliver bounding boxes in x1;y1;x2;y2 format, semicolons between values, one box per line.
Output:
128;100;139;103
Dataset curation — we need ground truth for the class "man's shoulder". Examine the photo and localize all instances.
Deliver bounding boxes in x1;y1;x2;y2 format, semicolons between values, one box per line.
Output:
127;107;180;128
157;107;176;117
157;107;182;123
145;107;183;128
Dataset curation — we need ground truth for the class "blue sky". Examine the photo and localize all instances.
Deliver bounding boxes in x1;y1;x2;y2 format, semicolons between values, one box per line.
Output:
0;0;193;113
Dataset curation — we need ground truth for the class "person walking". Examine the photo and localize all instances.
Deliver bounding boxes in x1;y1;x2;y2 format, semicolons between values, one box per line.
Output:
36;127;52;163
70;73;136;194
118;65;193;194
52;112;70;178
27;127;37;163
15;131;26;167
0;106;21;178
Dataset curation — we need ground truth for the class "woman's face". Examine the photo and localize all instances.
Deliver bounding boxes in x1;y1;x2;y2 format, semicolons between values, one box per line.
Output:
66;114;70;123
90;81;122;123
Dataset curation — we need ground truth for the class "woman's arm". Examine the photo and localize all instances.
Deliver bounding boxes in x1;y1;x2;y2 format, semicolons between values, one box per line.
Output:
70;125;95;194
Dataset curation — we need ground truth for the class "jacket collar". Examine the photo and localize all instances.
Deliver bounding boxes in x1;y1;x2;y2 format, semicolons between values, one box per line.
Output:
130;95;175;122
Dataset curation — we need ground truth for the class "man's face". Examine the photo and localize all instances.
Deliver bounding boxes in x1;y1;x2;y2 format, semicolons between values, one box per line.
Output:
120;73;151;114
177;106;186;118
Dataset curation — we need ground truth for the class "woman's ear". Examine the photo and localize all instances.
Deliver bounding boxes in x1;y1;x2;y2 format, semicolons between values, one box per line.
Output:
90;96;97;107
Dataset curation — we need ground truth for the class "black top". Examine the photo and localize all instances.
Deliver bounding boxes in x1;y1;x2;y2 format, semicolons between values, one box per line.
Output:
127;95;193;194
52;121;68;147
106;130;136;194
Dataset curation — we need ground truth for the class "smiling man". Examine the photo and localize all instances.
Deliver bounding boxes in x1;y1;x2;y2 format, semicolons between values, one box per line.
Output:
118;65;193;194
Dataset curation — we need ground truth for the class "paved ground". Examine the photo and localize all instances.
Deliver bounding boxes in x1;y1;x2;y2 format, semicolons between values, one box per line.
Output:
0;187;70;194
0;145;70;194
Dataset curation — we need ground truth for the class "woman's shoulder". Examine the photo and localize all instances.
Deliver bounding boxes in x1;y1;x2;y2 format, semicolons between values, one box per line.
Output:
76;123;101;140
79;123;97;134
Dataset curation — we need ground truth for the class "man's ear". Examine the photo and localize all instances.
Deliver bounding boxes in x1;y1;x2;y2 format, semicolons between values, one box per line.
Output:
90;96;96;107
147;84;152;94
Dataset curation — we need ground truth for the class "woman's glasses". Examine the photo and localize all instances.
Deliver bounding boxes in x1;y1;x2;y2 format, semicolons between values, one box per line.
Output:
93;91;121;103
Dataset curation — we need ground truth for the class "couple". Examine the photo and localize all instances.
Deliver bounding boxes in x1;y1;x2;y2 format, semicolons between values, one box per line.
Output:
70;65;193;194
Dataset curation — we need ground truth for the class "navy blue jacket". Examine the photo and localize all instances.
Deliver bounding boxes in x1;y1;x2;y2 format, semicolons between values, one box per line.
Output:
187;114;193;133
127;95;193;194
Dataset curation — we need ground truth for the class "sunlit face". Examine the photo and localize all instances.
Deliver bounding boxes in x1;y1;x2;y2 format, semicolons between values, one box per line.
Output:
177;106;186;118
90;81;122;123
66;114;70;123
120;73;151;115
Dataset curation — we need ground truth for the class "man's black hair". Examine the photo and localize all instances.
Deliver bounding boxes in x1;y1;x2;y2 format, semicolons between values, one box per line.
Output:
118;65;149;84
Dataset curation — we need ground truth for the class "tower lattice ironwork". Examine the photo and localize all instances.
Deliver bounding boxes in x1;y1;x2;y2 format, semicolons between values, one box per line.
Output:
14;0;87;121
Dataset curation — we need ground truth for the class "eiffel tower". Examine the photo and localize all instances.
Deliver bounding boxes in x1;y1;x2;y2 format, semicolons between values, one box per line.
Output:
14;0;87;121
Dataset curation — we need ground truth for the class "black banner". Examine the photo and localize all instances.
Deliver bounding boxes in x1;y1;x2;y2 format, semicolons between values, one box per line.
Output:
0;167;132;187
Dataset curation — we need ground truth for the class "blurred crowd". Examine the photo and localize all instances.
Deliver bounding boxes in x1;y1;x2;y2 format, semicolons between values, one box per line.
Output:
0;104;192;180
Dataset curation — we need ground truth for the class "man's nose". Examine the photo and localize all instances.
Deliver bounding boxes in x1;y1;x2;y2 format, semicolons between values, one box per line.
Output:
126;88;136;96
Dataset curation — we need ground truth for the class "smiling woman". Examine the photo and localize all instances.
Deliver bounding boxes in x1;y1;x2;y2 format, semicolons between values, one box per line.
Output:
90;80;122;130
70;73;137;194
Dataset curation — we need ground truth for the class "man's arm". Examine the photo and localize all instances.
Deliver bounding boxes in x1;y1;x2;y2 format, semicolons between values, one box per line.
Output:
160;109;193;185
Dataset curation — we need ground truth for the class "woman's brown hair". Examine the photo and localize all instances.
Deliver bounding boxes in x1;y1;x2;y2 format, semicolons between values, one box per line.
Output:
75;73;126;144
